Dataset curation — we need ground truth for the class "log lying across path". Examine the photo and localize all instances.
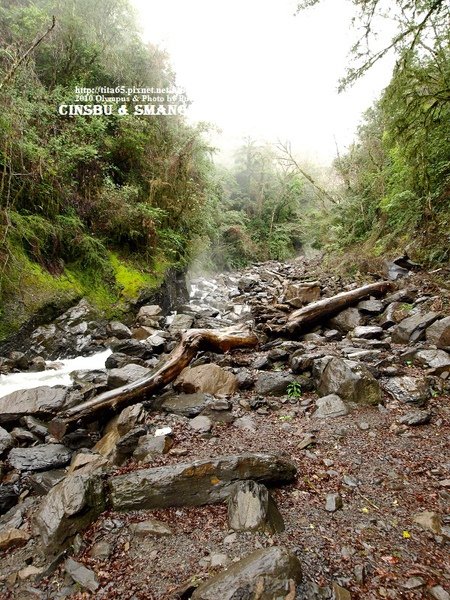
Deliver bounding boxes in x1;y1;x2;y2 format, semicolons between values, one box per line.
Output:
273;280;393;336
49;327;258;438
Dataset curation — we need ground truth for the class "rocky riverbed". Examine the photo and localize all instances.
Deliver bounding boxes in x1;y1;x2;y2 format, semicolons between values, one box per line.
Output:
0;256;449;599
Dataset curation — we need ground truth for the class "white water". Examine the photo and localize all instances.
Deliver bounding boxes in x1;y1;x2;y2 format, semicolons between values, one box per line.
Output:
0;348;112;399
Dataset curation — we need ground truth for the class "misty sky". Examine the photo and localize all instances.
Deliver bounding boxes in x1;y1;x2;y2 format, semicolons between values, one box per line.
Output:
132;0;396;164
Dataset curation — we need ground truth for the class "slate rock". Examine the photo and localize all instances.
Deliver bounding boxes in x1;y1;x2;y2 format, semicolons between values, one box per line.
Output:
106;321;132;339
379;302;412;329
169;313;194;333
284;282;320;307
107;364;151;389
398;410;432;426
391;311;440;343
234;368;254;390
33;473;105;552
317;357;381;405
0;527;30;551
191;547;302;600
0;426;13;454
8;444;72;472
414;349;450;375
227;480;284;533
313;394;349;419
189;415;212;433
381;376;429;404
129;518;173;537
351;325;384;339
174;364;238;396
28;469;67;495
132;434;173;461
0;386;69;424
109;453;297;511
65;558;99;593
116;403;146;436
254;372;295;396
161;393;212;417
136;304;162;326
0;484;19;515
357;299;384;314
325;493;343;512
329;308;363;333
426;316;450;350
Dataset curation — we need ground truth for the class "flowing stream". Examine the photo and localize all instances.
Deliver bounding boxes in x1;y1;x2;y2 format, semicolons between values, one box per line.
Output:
0;349;112;399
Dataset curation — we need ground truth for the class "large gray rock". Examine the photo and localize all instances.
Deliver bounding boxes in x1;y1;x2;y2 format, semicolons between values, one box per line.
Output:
313;394;349;419
379;302;412;329
136;305;162;327
351;325;384;339
254;372;295;396
414;349;450;375
426;316;450;350
284;282;320;308
174;364;238;396
8;444;72;472
0;386;69;424
0;426;13;454
227;480;284;533
65;558;99;592
109;453;297;511
357;299;384;314
106;321;132;339
317;357;381;405
107;364;151;389
169;313;194;333
191;547;302;600
391;311;440;343
329;308;363;333
381;376;429;404
33;473;105;552
161;393;213;417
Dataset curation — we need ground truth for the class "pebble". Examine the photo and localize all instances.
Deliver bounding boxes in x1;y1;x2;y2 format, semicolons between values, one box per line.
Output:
325;493;343;512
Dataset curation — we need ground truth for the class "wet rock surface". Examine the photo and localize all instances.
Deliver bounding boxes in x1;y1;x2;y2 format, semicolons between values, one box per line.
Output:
0;257;449;599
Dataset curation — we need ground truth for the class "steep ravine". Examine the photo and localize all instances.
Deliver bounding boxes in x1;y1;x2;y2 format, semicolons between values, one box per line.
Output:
0;256;449;600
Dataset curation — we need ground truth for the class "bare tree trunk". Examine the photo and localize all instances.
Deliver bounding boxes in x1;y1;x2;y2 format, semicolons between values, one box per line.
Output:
49;326;258;438
271;281;393;336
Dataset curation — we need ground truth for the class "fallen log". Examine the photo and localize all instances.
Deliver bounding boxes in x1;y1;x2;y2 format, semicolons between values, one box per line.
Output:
49;326;258;438
271;280;393;336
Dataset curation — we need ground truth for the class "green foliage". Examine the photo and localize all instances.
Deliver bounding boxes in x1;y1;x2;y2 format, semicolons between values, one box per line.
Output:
0;0;214;336
287;381;302;399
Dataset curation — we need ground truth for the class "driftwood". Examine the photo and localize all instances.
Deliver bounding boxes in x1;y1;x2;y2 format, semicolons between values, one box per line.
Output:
49;326;258;438
273;280;393;336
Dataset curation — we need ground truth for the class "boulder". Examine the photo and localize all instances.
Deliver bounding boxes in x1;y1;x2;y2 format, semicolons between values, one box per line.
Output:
132;434;173;461
174;364;238;396
329;308;363;333
8;444;72;472
381;376;429;405
161;393;213;417
33;473;105;552
0;386;69;424
189;415;213;433
106;321;132;339
107;364;151;389
284;282;320;308
191;547;302;600
391;311;440;344
0;426;13;454
64;558;99;593
116;403;146;436
0;528;30;551
109;453;297;511
169;313;194;333
317;357;381;405
136;305;162;326
351;325;384;339
413;349;450;375
426;316;450;350
379;302;412;329
313;394;349;419
357;299;384;314
227;480;285;533
254;372;295;396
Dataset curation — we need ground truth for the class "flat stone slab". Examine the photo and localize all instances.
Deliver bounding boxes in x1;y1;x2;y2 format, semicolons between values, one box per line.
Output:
109;453;297;511
0;386;68;424
8;444;72;472
313;394;349;419
191;547;302;600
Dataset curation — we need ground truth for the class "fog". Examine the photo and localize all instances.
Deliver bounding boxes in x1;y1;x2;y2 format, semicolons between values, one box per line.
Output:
132;0;396;164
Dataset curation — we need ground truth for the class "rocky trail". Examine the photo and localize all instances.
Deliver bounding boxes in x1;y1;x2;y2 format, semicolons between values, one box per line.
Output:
0;256;449;600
